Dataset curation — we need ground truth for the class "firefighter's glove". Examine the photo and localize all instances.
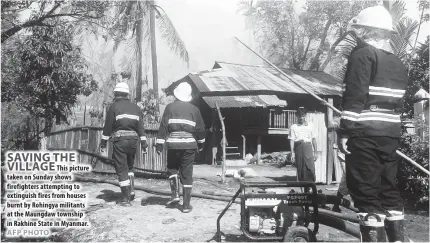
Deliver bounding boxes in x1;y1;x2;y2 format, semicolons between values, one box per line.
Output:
197;143;204;152
141;140;148;153
155;144;163;155
99;140;107;154
338;135;351;155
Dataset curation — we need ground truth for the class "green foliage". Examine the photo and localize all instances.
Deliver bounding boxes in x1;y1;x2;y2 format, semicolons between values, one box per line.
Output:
1;0;111;43
137;89;165;123
109;1;189;74
397;37;429;211
1;103;43;150
402;37;430;118
1;21;98;126
238;0;376;70
399;118;429;210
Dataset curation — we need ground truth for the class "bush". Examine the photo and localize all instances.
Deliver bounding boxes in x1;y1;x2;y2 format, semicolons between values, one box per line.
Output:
398;118;429;211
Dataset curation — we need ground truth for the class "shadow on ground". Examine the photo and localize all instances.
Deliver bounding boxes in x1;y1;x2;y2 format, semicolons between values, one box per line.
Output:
140;196;170;206
266;175;297;182
206;232;251;242
95;189;121;202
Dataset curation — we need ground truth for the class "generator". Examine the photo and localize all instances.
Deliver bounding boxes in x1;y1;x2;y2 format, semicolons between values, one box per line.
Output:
216;178;320;242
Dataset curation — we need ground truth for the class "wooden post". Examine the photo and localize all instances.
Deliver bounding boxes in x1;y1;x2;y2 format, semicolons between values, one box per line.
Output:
242;135;246;160
83;105;86;126
215;103;226;183
326;98;334;184
257;135;261;165
211;109;218;165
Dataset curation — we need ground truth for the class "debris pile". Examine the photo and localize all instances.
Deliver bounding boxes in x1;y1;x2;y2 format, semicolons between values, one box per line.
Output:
246;152;292;166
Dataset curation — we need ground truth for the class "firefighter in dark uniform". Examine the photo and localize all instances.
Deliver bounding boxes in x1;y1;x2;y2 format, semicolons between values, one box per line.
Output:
155;82;206;213
338;4;408;242
100;82;148;206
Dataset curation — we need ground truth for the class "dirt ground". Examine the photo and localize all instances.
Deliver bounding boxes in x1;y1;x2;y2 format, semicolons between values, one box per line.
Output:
47;164;429;242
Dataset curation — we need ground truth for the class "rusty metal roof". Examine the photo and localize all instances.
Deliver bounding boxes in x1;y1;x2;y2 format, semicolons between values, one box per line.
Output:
187;61;342;96
202;95;287;108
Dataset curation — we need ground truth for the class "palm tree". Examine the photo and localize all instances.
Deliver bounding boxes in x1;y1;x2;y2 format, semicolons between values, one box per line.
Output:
110;0;189;102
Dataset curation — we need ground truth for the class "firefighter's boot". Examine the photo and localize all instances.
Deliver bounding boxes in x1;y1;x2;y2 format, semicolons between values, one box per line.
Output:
165;174;180;207
129;172;135;201
117;180;131;207
385;210;405;242
332;191;343;213
358;213;387;242
182;185;193;213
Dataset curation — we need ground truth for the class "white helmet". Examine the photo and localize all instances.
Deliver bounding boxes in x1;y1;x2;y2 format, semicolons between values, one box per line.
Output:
173;82;193;102
348;5;396;33
114;82;130;94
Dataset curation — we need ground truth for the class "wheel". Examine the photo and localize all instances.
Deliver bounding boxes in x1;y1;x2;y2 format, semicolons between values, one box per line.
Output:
283;226;316;242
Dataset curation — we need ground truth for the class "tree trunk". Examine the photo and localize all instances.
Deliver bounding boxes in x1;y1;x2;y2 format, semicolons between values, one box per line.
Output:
150;0;159;100
300;38;313;69
309;17;333;71
135;3;144;103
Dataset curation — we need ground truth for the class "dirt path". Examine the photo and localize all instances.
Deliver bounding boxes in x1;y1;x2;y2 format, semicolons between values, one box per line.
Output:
49;165;428;242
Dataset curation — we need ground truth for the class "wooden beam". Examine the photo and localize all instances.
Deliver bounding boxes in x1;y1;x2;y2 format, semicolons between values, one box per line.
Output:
257;135;262;165
326;98;334;184
211;109;217;165
242;135;246;160
215;103;226;183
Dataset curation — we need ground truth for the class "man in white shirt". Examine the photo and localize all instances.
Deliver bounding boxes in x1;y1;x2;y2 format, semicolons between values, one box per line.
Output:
289;107;318;184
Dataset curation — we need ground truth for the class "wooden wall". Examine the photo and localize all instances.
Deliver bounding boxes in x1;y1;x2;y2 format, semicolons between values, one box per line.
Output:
306;112;327;184
43;126;167;173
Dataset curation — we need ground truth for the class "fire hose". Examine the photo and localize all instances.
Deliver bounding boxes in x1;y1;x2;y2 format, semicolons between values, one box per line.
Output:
234;37;430;177
74;148;360;213
74;174;362;239
73;175;240;203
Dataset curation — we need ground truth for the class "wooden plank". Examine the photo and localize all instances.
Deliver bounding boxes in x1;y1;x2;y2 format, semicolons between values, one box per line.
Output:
307;112;327;184
88;130;97;152
326;98;334;184
257;135;261;165
66;131;72;149
72;130;80;149
211;109;217;165
243;128;289;136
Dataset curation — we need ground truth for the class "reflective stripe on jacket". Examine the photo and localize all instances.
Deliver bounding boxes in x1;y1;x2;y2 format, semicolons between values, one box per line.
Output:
102;97;146;141
339;43;408;138
156;100;206;149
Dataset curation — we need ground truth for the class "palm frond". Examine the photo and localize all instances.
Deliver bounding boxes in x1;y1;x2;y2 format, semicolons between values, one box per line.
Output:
153;5;189;66
390;0;406;25
390;17;419;61
237;0;254;15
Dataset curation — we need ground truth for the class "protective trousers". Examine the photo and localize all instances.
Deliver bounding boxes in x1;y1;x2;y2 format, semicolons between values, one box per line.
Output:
345;137;405;242
167;149;195;213
112;136;138;205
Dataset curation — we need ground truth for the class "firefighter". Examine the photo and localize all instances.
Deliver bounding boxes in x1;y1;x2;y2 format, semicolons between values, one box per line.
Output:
100;82;148;206
338;4;408;242
155;82;206;213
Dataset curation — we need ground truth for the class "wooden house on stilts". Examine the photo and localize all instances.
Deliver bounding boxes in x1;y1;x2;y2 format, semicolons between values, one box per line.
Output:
165;61;344;184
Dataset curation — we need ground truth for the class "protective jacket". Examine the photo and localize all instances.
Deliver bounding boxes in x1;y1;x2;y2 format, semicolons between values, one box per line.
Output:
156;100;206;150
101;97;147;144
339;42;408;138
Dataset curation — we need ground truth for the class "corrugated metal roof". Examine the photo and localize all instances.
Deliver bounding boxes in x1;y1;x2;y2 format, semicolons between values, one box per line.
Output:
203;95;287;108
189;61;342;96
